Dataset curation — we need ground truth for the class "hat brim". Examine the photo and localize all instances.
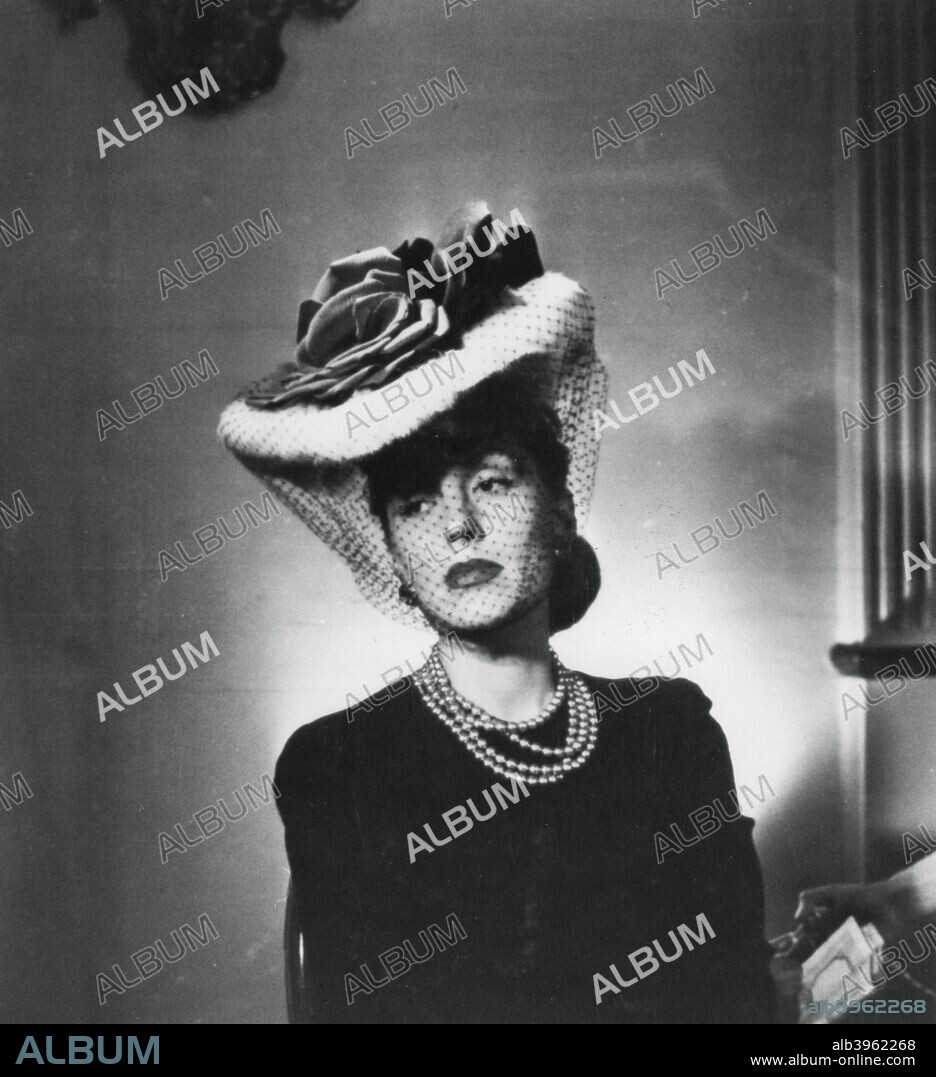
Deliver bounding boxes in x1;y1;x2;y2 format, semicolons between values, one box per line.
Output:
219;273;595;464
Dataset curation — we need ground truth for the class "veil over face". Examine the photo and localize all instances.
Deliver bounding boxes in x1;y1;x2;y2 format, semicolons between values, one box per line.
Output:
382;444;571;633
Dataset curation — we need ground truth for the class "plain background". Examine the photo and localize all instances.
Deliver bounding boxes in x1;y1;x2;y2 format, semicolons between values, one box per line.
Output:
1;0;925;1023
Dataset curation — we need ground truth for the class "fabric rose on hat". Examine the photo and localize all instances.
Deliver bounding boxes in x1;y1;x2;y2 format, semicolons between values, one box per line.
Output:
244;202;543;408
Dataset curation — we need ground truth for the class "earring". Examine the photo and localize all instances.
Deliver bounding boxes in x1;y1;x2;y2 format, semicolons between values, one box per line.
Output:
398;581;417;607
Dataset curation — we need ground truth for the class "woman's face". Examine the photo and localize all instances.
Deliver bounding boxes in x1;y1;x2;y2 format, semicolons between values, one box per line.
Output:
384;448;569;632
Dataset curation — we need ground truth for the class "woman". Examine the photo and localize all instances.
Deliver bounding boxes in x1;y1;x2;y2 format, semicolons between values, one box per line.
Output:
218;204;776;1023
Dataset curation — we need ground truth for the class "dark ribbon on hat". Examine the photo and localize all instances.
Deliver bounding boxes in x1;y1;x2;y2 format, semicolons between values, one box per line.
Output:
243;202;543;408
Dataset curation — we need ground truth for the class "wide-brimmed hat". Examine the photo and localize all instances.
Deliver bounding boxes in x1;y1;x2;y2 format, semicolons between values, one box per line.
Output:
218;203;608;627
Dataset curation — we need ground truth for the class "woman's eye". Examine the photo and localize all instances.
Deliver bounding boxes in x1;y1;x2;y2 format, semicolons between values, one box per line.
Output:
398;498;429;519
475;475;513;494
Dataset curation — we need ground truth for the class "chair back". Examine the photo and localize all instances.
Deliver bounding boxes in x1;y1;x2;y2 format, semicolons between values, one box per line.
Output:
284;879;312;1023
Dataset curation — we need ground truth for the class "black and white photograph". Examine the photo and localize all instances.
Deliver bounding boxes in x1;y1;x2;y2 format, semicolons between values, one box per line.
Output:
3;0;936;1054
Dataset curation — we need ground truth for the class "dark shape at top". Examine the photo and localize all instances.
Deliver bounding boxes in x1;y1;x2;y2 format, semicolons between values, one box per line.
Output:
42;0;361;114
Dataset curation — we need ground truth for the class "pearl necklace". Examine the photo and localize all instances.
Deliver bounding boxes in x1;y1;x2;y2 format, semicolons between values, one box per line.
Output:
411;646;600;785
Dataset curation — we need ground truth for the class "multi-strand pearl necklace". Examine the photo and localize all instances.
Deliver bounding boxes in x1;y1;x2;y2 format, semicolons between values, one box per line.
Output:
411;646;599;785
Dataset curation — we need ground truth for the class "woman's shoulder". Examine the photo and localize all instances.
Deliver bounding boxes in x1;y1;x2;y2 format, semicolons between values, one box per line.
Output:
581;669;723;742
583;669;712;714
274;678;419;782
582;671;737;791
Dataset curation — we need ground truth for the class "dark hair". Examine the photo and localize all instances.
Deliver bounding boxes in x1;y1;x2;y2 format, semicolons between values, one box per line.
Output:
359;364;600;633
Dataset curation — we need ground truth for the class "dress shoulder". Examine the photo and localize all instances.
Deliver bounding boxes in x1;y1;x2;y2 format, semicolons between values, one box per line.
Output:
274;678;418;791
582;670;735;794
587;669;714;727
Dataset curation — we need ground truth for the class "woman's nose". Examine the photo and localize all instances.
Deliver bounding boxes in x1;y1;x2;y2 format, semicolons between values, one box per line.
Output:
440;479;481;549
439;476;472;520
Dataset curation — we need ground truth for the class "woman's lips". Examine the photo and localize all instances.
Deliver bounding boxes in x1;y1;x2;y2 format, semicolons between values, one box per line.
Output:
444;559;504;589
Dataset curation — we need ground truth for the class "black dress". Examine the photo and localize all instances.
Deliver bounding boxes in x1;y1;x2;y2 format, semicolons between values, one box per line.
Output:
275;670;777;1023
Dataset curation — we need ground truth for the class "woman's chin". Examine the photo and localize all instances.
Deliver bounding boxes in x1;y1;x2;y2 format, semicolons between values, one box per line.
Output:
422;594;547;636
424;610;511;635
